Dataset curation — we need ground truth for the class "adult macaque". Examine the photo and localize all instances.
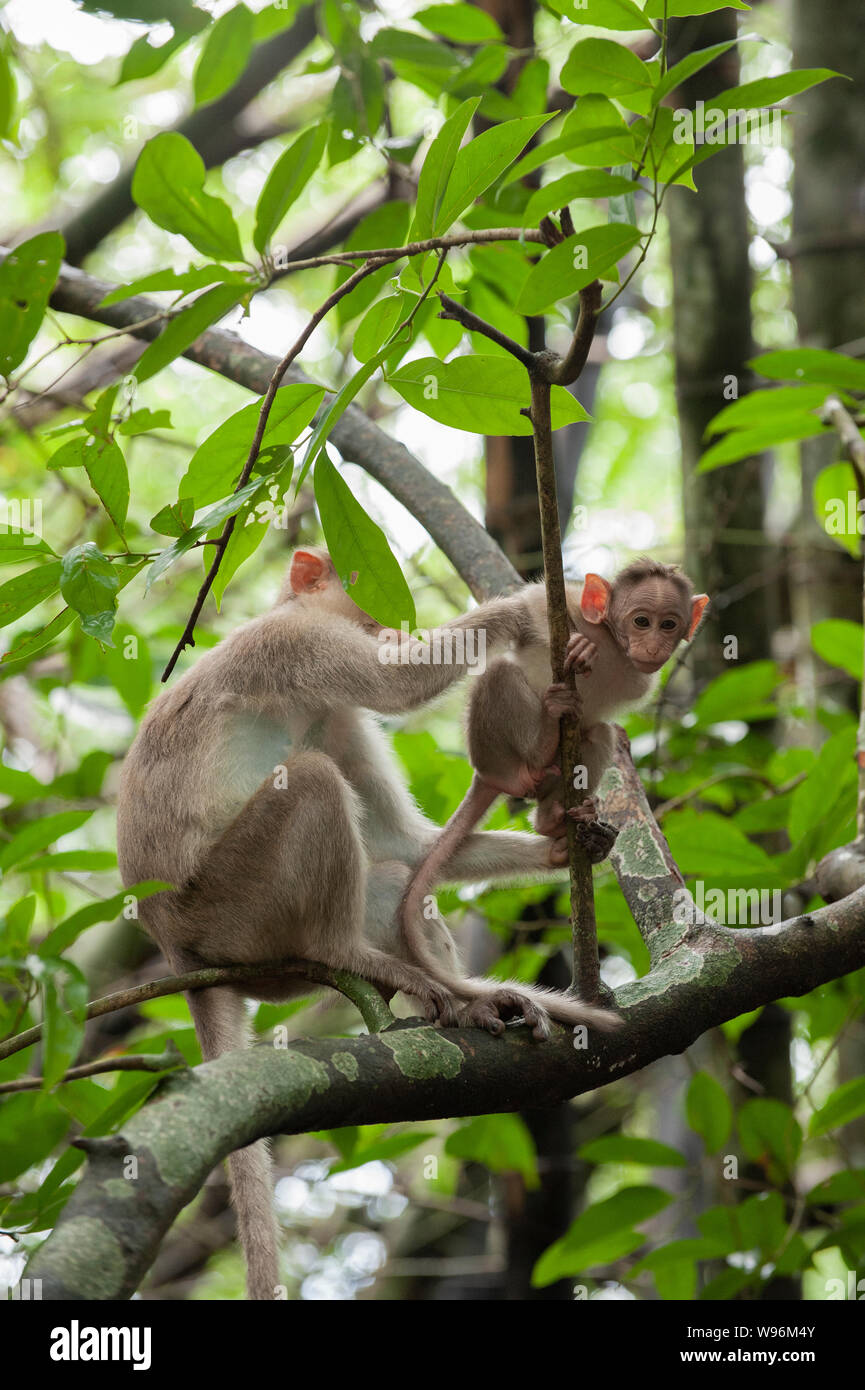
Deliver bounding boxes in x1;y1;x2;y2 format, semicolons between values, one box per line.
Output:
400;559;709;972
116;547;617;1300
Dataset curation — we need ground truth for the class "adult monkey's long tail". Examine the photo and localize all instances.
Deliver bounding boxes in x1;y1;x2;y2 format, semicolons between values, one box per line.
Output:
399;775;499;959
181;970;279;1301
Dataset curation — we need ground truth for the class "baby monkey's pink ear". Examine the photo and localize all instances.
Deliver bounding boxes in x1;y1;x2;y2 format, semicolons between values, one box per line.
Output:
688;594;710;640
581;573;612;624
289;549;329;594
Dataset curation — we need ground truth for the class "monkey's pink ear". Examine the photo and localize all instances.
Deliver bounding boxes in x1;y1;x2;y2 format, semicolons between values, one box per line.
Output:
580;573;612;624
688;594;710;640
289;549;328;593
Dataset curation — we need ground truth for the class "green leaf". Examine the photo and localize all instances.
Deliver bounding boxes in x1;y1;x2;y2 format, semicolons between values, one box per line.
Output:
314;451;416;630
84;437;129;537
103;622;152;716
560;38;653;101
37;883;167;959
815;463;861;559
706;384;832;437
211;502;271;608
150;497;196;537
435;114;553;233
0;560;63;631
789;726;856;844
750;348;865;392
0;529;55;561
98;264;246;307
698;415;827;471
0;810;93;874
118;407;173;436
516;224;642;316
179;383;323;506
416;4;503;43
118;28;190;85
1;609;76;671
354;293;413;363
21;850;116;875
712;69;841;115
387;354;591;435
738;1098;802;1178
694;660;782;726
329;1128;437;1174
550;0;650;29
446;1114;538;1186
145;477;264;591
686;1071;732;1154
134;283;243;383
524;171;636;225
665;808;783;886
60;543;119;646
299;356;386;484
41;959;88;1088
578;1135;687;1167
652;41;738;106
132;132;243;262
645;0;750;13
811;619;863;680
0;1092;69;1184
411;98;480;240
369;27;457;71
194;2;253;105
3;893;36;948
0;232;64;377
253;124;329;254
532;1186;671;1287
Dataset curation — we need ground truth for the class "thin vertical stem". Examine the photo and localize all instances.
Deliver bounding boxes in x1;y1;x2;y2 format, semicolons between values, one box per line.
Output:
529;375;600;1003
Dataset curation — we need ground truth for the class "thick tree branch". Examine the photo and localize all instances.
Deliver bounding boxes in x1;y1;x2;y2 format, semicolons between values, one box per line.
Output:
25;883;865;1299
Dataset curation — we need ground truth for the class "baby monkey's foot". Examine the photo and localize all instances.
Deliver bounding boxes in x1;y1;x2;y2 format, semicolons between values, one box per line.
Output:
460;990;552;1041
564;633;598;676
567;800;619;865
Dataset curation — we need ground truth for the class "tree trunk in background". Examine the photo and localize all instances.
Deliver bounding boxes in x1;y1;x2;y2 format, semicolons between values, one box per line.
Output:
791;1;865;635
666;12;779;674
791;0;865;1158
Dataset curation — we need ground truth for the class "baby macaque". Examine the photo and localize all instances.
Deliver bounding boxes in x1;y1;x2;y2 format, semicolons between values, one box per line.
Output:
400;559;709;974
116;547;621;1300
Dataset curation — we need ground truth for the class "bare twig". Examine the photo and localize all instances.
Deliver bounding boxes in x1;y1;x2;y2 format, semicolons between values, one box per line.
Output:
0;958;395;1064
0;1043;186;1095
160;255;390;680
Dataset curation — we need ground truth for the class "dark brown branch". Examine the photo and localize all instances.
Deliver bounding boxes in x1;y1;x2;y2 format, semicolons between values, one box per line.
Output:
437;291;536;371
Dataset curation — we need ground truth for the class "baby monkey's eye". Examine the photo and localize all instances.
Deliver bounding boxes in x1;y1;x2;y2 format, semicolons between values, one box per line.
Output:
660;619;678;631
633;615;650;628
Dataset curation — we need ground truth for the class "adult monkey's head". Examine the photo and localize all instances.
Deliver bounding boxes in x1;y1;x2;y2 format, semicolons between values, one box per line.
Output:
580;559;709;674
